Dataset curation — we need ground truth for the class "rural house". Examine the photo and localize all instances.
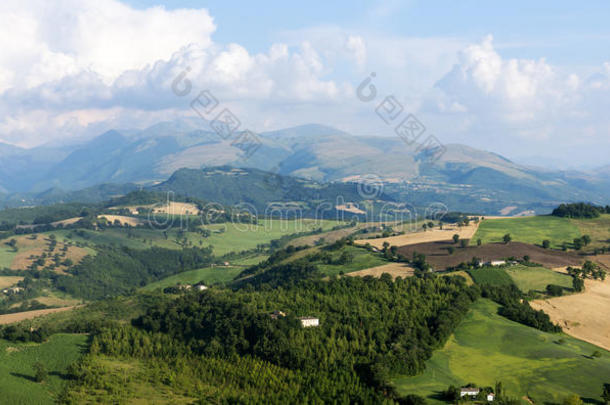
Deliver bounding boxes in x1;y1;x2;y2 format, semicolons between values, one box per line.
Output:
298;316;320;327
460;387;480;397
269;310;286;320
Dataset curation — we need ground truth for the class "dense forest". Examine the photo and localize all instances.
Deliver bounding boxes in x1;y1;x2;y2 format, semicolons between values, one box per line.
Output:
129;270;478;401
55;245;214;299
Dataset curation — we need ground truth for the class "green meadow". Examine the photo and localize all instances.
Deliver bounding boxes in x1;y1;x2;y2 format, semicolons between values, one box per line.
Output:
467;267;514;286
316;245;388;276
505;265;573;293
49;219;342;256
199;219;342;255
474;216;581;248
394;299;610;403
0;333;87;405
141;266;244;290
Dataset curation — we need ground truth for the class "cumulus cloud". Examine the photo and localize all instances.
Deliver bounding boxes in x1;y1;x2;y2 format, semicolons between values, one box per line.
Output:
0;1;356;145
1;1;610;167
430;36;610;162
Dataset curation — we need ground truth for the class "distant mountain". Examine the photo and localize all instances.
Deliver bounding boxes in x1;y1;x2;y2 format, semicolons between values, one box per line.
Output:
152;166;392;217
0;119;609;214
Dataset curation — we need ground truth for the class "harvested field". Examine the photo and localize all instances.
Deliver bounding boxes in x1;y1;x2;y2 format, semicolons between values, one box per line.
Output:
2;235;89;271
355;223;479;249
443;271;474;285
153;202;200;216
531;277;610;351
97;215;145;226
15;216;84;230
397;241;583;271
112;202;202;216
346;263;415;279
0;306;80;325
0;276;23;289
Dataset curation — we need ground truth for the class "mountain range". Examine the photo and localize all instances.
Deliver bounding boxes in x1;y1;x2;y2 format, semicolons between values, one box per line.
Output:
1;119;609;214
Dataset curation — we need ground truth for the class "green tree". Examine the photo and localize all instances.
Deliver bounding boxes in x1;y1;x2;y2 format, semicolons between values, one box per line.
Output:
572;276;584;292
34;361;48;383
562;394;583;405
452;234;460;244
477;238;482;246
422;224;428;232
573;238;583;250
503;234;512;244
460;239;468;248
602;383;610;404
582;235;591;246
447;247;455;255
542;239;550;249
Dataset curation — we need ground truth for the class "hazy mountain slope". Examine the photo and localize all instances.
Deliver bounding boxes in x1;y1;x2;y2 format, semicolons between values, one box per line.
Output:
152;166;386;212
0;120;608;213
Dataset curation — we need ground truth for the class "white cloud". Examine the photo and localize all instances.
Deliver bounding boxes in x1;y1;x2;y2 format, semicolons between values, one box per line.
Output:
1;2;610;167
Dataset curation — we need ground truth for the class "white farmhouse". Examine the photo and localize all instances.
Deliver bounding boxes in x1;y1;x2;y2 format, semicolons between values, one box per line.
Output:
460;387;479;397
298;317;320;327
489;260;506;266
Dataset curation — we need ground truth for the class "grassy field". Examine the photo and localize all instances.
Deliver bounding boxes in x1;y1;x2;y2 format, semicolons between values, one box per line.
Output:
467;267;515;286
200;219;341;255
46;219;342;256
0;333;87;404
142;266;244;290
474;216;581;248
570;214;610;249
505;265;573;293
316;246;389;277
394;299;610;403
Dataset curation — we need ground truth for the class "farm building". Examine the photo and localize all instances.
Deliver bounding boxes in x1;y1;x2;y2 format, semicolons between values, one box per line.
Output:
459;387;494;401
194;284;208;291
460;387;480;397
298;317;320;327
489;260;506;266
1;286;23;295
269;310;286;320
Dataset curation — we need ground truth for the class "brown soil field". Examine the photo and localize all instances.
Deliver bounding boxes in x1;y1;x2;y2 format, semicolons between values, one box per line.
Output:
98;215;145;226
0;306;80;325
355;223;480;250
346;263;415;279
594;254;610;269
397;241;584;270
531;277;610;351
0;276;23;289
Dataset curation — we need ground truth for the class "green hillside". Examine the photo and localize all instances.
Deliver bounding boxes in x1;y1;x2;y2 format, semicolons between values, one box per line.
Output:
0;334;87;404
394;299;610;403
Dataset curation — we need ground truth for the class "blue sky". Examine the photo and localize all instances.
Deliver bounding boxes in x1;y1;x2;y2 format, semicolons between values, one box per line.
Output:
123;0;610;66
1;0;610;168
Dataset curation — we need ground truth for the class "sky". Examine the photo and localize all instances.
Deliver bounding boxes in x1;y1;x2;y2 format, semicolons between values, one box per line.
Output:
1;0;610;168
